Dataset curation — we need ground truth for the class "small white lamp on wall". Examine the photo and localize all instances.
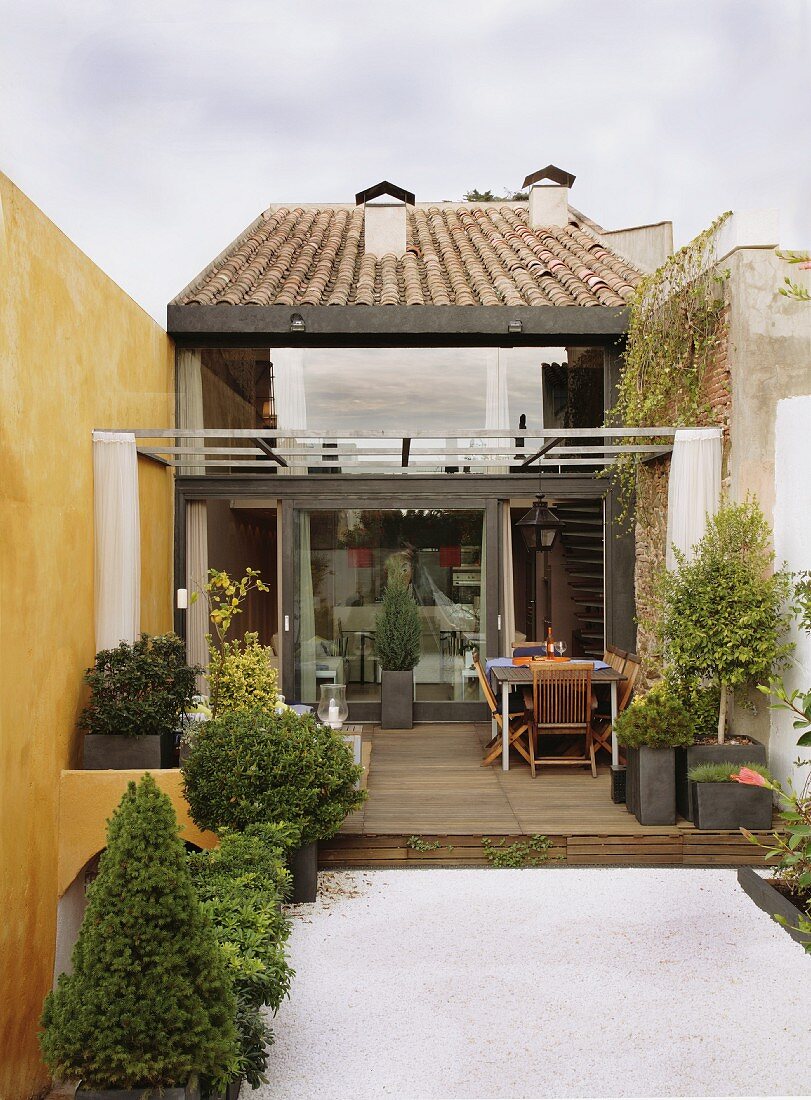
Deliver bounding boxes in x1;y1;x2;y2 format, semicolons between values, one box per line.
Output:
176;588;188;610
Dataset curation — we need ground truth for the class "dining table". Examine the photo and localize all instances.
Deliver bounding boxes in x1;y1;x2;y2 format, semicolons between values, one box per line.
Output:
486;659;627;771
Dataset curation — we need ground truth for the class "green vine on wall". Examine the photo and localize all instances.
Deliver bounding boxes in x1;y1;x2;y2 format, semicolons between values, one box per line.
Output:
605;211;732;520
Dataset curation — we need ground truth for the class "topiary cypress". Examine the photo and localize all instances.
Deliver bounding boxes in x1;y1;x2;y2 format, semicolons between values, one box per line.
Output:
374;573;422;672
40;774;238;1090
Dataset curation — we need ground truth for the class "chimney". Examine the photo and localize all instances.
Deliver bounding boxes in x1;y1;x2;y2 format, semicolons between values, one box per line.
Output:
356;180;415;257
522;165;575;229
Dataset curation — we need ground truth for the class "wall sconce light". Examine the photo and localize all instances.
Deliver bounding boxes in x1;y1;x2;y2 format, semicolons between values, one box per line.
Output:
507;319;523;334
176;588;188;610
290;313;306;332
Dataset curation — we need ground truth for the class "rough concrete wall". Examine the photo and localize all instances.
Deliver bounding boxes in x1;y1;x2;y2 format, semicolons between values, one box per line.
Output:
0;174;174;1099
770;396;811;789
724;248;811;745
599;221;674;274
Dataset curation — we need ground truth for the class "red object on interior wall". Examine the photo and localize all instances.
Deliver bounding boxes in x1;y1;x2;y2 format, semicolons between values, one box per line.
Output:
439;546;462;568
347;547;373;569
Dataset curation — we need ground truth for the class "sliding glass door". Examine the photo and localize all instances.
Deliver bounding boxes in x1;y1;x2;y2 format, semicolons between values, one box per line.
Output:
289;505;497;719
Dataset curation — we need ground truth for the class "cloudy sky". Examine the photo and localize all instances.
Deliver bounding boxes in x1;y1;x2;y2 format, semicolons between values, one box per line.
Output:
2;0;809;323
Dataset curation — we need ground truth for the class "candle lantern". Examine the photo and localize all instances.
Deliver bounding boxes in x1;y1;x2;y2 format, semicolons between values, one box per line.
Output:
317;683;349;730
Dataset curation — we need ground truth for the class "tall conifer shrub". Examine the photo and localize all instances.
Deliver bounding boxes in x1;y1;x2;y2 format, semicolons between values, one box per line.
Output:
40;774;238;1090
375;573;422;672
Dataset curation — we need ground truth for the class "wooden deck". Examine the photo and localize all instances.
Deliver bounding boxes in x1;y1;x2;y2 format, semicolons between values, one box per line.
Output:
324;724;777;868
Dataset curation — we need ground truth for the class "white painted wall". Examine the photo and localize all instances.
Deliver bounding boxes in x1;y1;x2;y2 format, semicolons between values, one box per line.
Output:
770;394;811;789
528;185;568;228
600;222;673;274
363;202;406;256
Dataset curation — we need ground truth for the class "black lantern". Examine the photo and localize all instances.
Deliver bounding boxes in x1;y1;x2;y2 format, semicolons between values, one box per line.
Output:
516;494;563;553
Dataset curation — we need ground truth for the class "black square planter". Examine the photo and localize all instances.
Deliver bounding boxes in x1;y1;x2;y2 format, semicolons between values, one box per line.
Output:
290;840;318;903
78;1082;199;1100
82;729;174;770
611;765;627;804
625;746;676;825
737;866;811;948
381;670;414;730
691;782;773;830
676;739;766;821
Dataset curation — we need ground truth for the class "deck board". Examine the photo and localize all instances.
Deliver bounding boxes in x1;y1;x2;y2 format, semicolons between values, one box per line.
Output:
326;723;778;867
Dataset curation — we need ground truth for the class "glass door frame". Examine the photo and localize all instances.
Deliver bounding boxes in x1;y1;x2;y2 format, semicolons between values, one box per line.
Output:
280;496;500;723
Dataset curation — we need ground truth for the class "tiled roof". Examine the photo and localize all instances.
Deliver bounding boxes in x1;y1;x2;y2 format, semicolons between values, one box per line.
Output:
175;204;642;309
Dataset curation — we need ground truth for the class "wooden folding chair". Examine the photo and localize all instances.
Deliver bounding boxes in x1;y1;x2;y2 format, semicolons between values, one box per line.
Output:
604;644;628;673
475;657;531;768
592;652;641;757
528;661;596;779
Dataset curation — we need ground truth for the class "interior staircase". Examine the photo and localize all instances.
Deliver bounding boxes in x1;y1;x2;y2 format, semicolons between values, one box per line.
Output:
554;499;605;659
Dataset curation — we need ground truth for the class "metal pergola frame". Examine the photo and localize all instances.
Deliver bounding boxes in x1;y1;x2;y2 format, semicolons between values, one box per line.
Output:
119;426;682;474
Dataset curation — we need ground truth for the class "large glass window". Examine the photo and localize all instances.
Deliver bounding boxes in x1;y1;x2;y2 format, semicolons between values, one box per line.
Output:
177;345;606;475
293;509;486;704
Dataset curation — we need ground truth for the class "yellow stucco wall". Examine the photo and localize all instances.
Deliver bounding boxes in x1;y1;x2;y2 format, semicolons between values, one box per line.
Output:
0;174;175;1100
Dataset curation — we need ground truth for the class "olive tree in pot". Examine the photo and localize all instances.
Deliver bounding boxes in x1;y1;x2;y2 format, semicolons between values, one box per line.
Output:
183;707;365;902
79;634;198;769
40;774;238;1098
656;499;792;821
375;566;422;730
614;682;694;825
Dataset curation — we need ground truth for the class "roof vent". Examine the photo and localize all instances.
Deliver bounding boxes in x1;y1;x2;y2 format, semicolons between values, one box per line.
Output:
356;180;414;258
522;165;574;229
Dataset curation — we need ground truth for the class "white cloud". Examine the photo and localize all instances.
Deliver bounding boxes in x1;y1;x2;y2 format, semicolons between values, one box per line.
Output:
1;0;809;321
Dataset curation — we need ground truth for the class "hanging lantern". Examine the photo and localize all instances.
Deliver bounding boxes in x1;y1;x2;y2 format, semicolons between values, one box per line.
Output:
516;494;563;553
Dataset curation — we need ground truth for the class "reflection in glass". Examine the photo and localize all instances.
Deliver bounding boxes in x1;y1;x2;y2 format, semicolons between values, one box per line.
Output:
293;510;486;705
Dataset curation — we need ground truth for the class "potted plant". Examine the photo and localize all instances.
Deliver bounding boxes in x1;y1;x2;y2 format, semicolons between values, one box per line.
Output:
188;824;296;1097
687;762;773;830
656;499;792;820
79;633;198;769
40;774;238;1097
739;768;811;950
182;707;365;902
375;566;422;729
614;681;694;825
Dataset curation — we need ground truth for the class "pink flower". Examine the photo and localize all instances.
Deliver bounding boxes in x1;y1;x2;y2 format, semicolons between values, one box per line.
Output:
730;767;767;787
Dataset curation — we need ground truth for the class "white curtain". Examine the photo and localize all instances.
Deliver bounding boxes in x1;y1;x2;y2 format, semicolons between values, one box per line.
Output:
298;513;317;702
93;432;140;651
186;501;209;689
501;501;516;652
666;428;723;570
177;349;204;476
485;349;511;475
275;348;308;475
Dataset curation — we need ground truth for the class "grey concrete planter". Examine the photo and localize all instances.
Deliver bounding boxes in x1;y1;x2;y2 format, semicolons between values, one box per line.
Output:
692;781;773;831
381;669;414;729
205;1076;243;1100
737;866;811;948
625;746;676;826
676;739;766;821
82;730;174;770
291;840;318;902
78;1081;200;1100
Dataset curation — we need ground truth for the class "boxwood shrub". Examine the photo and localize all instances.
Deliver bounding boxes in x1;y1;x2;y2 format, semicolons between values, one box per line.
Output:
182;708;365;844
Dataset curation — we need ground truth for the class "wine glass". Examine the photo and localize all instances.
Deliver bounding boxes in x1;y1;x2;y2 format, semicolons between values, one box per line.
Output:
554;640;567;659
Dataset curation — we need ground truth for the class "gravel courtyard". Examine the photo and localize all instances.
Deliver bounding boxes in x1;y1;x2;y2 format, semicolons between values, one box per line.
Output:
259;868;810;1099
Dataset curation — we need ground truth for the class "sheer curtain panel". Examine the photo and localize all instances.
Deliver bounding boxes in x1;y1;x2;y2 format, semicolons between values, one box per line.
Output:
93;432;140;651
665;428;722;571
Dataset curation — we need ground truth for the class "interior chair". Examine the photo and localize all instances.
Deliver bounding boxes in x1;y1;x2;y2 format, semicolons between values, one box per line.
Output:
527;662;596;779
591;651;642;758
475;656;531;768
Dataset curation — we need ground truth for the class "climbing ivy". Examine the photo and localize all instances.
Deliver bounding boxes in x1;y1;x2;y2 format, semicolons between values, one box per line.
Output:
606;211;732;520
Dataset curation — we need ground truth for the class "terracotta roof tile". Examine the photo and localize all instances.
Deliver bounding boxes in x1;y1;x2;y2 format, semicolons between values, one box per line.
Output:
176;203;642;309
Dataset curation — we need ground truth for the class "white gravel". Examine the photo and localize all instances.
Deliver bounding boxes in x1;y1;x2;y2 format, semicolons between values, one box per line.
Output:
258;869;810;1099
